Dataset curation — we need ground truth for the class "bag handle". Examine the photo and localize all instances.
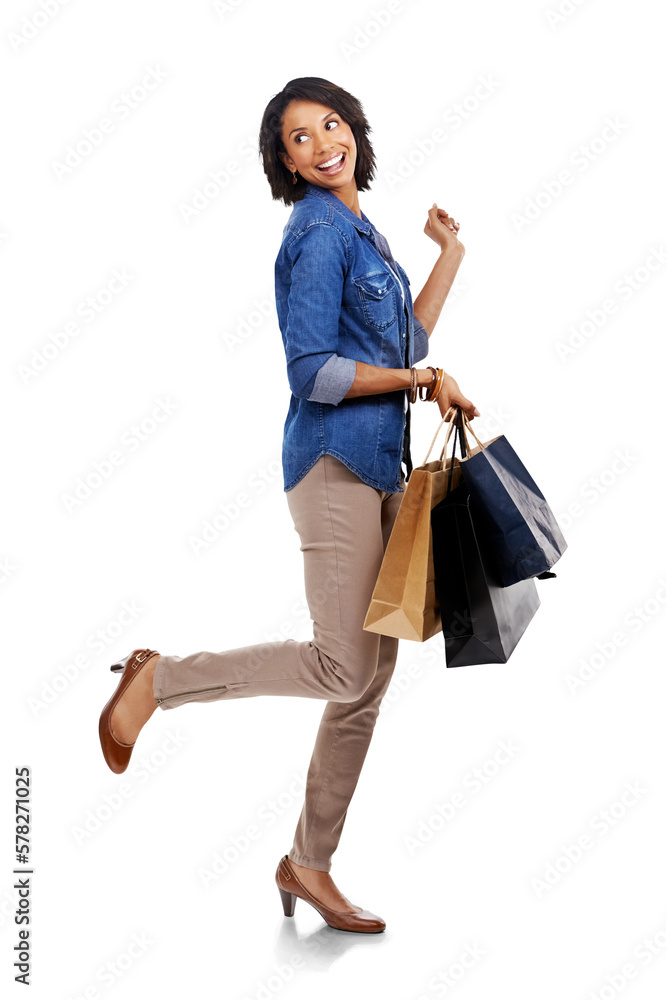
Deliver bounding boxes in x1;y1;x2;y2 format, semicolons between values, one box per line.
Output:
422;406;483;467
443;407;472;492
445;411;462;495
456;407;468;458
459;409;485;451
421;411;458;465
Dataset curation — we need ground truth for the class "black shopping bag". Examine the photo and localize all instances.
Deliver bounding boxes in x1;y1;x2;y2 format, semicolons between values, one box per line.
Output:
458;411;567;587
431;416;540;666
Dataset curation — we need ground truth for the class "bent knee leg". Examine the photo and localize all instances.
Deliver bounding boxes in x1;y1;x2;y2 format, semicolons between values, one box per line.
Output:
316;648;375;703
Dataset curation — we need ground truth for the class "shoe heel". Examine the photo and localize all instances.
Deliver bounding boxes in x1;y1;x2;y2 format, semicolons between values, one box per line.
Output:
109;649;154;673
109;650;133;673
278;886;297;917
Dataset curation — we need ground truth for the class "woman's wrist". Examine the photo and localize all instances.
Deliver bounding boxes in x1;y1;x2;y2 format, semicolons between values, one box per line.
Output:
403;368;432;391
438;243;465;262
344;363;444;399
409;368;435;403
408;367;444;403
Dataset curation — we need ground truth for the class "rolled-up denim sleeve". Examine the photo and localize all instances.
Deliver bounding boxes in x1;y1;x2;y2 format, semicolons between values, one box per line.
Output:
412;315;429;363
283;223;357;406
304;355;357;404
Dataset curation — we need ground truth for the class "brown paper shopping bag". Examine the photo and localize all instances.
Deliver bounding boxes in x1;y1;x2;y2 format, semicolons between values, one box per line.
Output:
363;414;472;641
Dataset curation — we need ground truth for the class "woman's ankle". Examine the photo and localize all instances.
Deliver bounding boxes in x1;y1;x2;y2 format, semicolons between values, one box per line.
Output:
290;859;330;877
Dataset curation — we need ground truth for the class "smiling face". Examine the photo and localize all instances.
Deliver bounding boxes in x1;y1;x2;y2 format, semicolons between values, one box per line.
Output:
278;99;357;193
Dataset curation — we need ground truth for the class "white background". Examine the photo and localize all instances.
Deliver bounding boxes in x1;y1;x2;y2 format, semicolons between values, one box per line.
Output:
2;0;665;997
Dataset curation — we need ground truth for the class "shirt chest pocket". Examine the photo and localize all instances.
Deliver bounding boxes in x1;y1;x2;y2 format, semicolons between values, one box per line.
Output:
353;271;397;332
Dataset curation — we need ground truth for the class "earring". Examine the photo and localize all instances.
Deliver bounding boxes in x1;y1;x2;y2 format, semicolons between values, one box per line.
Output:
292;170;298;185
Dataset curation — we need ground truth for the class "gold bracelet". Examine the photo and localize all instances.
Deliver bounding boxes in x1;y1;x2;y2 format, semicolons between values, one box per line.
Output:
433;370;446;402
419;366;438;401
431;369;445;402
408;367;418;403
427;368;445;402
424;367;440;401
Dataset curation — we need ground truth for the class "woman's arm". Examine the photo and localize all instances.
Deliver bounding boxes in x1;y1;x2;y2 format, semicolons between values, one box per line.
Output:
412;204;465;337
412;244;465;337
343;364;429;398
281;208;476;416
343;362;478;420
343;201;476;417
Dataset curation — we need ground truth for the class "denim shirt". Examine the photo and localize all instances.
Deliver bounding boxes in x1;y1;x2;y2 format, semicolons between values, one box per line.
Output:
274;181;430;494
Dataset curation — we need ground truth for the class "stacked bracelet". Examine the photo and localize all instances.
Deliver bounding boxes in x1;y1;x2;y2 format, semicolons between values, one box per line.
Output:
427;367;445;402
408;366;446;403
409;367;418;403
419;366;437;401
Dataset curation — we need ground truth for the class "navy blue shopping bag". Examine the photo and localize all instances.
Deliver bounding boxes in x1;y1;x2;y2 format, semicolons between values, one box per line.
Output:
457;410;567;586
430;415;540;666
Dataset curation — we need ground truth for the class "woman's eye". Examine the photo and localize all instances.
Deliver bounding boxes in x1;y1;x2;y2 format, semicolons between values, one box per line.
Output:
294;120;339;143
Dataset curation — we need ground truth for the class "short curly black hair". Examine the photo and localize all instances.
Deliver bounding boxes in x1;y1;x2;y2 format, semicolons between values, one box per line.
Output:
259;76;377;206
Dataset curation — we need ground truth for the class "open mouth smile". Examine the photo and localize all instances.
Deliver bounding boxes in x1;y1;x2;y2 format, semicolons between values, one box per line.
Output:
316;151;346;175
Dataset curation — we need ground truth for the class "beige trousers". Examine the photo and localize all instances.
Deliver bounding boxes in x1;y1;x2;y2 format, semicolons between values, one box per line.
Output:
152;453;405;872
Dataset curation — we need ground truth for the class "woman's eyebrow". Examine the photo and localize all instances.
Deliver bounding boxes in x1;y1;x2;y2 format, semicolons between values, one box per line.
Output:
289;112;336;137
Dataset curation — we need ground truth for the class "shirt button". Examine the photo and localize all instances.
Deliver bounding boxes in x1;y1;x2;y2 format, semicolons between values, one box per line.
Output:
402;332;406;338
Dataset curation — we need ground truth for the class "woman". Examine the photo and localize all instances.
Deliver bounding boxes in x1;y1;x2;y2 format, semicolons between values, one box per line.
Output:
98;77;479;934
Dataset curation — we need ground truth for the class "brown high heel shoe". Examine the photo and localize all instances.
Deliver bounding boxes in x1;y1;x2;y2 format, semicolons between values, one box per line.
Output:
98;648;159;774
275;855;386;933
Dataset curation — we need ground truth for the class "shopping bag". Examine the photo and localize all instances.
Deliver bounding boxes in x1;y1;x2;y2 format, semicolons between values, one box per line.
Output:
457;410;567;586
431;416;541;665
363;413;473;642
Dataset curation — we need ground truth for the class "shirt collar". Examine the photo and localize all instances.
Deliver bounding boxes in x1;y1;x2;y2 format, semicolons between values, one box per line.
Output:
303;181;374;236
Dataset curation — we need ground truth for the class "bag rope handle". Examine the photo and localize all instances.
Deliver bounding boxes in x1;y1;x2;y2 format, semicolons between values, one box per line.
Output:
460;409;485;451
445;411;463;495
421;411;458;465
422;405;483;466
